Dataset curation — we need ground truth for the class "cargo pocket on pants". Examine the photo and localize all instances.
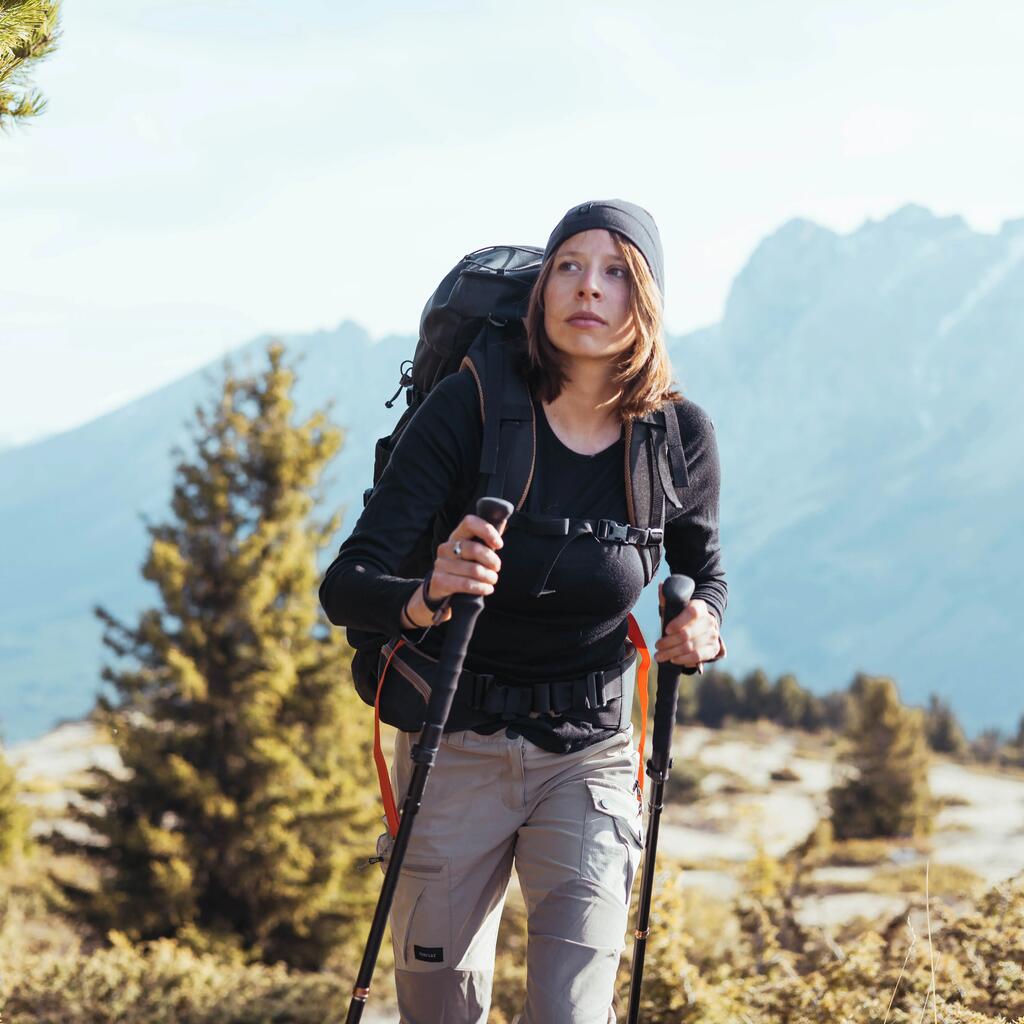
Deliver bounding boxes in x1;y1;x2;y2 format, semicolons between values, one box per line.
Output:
581;779;644;905
390;856;451;972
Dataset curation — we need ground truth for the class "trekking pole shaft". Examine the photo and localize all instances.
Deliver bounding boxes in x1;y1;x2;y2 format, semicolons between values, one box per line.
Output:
346;760;431;1022
346;497;513;1023
627;774;668;1022
626;573;694;1024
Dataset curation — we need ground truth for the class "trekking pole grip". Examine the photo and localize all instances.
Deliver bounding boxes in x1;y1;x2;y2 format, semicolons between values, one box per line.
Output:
650;574;695;771
475;495;515;530
416;496;514;753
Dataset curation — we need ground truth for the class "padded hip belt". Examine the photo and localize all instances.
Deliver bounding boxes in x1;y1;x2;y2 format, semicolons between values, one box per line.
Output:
378;636;639;731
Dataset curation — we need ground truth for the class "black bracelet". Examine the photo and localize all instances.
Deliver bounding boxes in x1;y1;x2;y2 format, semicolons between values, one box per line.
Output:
420;567;447;612
420;567;451;625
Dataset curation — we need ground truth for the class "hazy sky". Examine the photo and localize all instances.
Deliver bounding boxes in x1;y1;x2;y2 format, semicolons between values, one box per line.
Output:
4;0;1023;446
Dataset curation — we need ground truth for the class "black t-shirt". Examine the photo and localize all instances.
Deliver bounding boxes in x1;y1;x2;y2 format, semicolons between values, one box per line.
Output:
319;369;727;753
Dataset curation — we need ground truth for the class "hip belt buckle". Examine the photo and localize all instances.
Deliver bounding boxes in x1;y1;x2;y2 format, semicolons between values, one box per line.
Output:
574;669;607;710
469;673;496;710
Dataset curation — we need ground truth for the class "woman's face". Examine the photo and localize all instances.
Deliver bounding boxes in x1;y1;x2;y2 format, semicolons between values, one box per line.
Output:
542;228;635;365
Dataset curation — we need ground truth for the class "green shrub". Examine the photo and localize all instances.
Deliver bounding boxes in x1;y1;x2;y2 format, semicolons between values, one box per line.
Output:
614;868;1024;1024
0;745;32;866
0;929;354;1024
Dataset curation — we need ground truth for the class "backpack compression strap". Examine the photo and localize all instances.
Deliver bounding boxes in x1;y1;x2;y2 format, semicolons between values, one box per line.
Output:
461;321;536;512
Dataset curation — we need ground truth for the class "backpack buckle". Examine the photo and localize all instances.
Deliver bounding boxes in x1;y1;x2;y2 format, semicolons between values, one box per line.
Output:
469;673;495;710
596;519;630;543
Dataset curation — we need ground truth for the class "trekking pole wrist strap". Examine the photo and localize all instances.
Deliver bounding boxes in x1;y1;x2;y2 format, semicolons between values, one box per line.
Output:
420;567;451;624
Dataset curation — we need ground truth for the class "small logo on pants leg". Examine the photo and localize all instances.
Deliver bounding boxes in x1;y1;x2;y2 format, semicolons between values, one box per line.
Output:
413;944;444;963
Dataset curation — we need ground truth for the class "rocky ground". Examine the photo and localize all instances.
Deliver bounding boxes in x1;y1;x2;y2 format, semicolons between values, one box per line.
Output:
7;717;1024;1024
659;722;1024;927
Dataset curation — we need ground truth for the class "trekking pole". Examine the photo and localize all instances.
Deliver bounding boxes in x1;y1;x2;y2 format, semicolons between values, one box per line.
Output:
346;495;514;1023
626;573;697;1024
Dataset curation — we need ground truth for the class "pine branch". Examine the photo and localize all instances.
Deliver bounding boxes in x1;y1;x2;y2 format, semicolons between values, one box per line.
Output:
0;0;61;128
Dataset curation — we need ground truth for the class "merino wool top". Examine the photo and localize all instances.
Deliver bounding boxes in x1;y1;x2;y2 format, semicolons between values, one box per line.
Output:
318;368;727;753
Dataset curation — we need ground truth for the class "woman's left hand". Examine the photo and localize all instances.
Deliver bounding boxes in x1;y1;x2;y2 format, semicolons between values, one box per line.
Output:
653;590;721;667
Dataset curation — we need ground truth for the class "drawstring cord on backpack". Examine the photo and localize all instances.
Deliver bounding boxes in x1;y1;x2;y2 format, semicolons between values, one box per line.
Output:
529;523;594;597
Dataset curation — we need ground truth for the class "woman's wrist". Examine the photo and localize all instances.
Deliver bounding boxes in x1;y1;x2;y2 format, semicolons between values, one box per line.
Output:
401;582;433;630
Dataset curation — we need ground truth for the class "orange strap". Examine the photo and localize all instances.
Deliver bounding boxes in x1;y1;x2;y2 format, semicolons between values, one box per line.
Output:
372;617;653;835
373;639;404;838
626;612;651;800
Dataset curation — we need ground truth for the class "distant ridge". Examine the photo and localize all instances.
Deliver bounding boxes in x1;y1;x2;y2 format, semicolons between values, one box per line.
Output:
2;206;1022;743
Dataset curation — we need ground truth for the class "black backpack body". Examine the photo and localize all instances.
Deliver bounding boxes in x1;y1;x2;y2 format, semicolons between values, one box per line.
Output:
345;244;689;731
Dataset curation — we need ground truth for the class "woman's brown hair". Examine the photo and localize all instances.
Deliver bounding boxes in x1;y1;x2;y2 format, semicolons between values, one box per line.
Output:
522;231;683;423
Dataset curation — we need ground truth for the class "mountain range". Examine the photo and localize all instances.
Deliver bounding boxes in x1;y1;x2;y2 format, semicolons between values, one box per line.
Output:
2;203;1021;743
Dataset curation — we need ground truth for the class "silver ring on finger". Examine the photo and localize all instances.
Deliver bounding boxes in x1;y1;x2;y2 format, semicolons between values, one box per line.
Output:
453;540;463;559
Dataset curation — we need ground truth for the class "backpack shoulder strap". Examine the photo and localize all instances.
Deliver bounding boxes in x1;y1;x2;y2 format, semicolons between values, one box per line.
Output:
625;400;691;585
461;321;535;511
625;414;665;586
658;401;688;505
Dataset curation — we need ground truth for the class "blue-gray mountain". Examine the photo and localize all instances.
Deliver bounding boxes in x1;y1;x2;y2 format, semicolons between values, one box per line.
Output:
2;204;1021;743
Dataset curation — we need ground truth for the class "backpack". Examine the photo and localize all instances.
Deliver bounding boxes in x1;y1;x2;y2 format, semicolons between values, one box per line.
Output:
345;243;689;728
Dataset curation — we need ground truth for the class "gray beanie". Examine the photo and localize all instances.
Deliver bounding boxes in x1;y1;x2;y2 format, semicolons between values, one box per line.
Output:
542;199;665;300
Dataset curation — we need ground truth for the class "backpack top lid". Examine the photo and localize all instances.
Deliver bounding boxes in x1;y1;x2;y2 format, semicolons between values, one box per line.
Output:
365;240;689;592
414;245;544;395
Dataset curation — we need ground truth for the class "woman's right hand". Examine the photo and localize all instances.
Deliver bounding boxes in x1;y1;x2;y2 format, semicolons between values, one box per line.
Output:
402;514;506;629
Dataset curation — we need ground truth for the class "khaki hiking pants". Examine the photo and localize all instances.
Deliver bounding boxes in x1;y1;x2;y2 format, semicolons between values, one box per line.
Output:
378;723;644;1024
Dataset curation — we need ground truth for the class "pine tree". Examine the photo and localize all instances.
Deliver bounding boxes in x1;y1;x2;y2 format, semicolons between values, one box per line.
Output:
924;693;968;756
0;0;61;127
45;342;381;969
695;669;741;728
739;669;772;722
799;693;826;732
767;674;808;729
829;673;933;839
0;742;32;865
819;689;851;731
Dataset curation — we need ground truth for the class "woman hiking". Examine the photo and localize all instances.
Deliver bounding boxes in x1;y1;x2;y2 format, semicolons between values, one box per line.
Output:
319;198;727;1024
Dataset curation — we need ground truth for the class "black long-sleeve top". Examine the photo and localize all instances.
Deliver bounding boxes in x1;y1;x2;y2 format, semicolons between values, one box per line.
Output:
319;368;727;753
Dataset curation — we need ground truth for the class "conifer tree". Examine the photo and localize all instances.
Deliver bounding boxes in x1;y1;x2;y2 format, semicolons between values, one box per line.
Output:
829;673;933;839
924;693;968;756
0;0;60;127
799;693;826;732
739;669;771;722
819;689;851;731
767;673;808;729
45;342;380;970
695;669;741;728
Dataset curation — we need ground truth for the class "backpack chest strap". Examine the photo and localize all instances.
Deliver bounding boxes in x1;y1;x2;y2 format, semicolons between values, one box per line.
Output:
509;511;664;597
510;510;664;546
